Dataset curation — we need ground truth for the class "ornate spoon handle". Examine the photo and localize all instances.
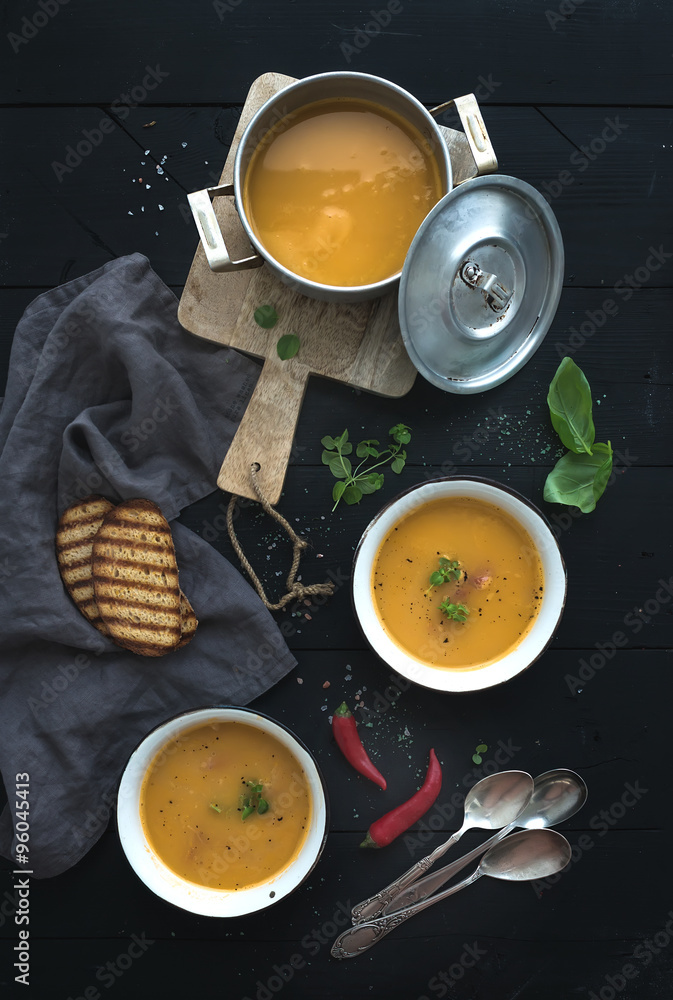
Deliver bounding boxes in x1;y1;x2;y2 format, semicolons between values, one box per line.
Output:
350;830;463;923
381;825;512;914
333;869;482;959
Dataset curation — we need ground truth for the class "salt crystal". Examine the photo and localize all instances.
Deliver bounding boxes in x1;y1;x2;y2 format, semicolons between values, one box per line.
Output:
182;142;188;148
158;205;164;211
127;211;133;216
296;677;303;684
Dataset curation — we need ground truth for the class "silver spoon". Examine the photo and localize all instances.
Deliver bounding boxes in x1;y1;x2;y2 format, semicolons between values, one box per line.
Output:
381;768;587;914
332;828;571;959
351;769;534;924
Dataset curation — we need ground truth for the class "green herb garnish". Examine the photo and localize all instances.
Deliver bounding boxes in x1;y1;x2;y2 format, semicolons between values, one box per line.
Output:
276;333;300;360
427;556;462;593
209;802;222;813
322;424;411;511
438;600;469;623
254;304;278;328
472;743;488;765
239;780;269;821
544;359;613;513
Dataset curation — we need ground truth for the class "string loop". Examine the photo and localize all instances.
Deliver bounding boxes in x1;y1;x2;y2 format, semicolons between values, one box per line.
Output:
226;464;335;611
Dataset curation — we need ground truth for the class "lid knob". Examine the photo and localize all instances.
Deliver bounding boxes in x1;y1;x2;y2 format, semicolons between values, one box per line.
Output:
459;260;512;313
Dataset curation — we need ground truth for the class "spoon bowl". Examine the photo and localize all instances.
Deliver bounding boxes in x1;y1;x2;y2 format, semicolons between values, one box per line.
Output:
516;768;588;830
480;828;572;881
464;769;536;831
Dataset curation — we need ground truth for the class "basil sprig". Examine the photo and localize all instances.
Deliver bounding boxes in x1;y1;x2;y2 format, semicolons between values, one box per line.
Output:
543;359;613;513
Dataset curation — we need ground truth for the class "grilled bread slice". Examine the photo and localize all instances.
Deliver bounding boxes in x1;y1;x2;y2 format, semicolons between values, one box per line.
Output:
92;499;182;656
56;495;114;635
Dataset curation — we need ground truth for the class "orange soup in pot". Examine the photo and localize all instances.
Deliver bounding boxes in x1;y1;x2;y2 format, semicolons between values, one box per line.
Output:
371;497;544;670
242;97;442;287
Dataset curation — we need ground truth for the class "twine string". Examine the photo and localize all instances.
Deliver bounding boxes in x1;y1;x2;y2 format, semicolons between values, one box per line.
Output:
226;464;335;611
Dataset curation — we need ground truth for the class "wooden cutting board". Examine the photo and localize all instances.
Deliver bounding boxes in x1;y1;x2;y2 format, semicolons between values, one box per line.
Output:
178;72;477;505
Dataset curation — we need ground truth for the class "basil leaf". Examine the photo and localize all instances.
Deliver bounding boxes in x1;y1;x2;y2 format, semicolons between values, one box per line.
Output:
332;481;346;503
276;333;300;360
343;484;363;505
254;305;278;328
543;441;613;513
321;435;336;449
391;457;405;474
429;571;444;586
548;357;595;455
321;449;335;466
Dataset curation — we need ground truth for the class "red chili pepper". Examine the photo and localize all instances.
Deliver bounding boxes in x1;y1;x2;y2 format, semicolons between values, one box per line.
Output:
332;702;387;790
360;748;442;848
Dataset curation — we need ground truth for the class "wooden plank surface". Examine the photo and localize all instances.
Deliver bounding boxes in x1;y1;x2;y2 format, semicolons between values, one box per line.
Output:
1;0;673;106
1;1;672;998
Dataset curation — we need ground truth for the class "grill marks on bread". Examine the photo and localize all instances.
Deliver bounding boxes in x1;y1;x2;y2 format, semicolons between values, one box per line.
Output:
56;495;114;635
92;500;182;657
57;496;198;656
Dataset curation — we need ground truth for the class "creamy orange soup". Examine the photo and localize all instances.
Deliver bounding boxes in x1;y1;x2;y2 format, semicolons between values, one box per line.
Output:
243;97;442;286
140;721;311;890
372;497;544;670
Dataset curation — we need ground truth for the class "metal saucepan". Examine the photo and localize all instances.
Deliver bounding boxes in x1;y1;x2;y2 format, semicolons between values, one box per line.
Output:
188;71;496;303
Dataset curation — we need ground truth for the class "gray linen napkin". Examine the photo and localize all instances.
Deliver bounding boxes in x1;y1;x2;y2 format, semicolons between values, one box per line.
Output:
0;253;297;878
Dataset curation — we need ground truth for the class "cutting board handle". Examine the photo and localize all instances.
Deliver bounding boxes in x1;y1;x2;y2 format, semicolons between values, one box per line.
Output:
218;355;310;506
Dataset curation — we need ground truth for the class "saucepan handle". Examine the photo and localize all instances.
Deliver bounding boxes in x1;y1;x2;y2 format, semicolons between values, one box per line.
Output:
430;93;498;181
187;183;264;273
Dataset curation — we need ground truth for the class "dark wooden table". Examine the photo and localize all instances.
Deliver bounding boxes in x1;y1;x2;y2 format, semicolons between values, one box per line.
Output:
1;2;672;997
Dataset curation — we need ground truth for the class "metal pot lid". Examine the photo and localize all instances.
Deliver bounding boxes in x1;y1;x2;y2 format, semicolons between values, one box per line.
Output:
398;174;564;394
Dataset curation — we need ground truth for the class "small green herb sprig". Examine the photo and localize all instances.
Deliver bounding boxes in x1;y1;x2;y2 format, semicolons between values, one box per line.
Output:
426;556;469;623
472;743;488;765
439;600;469;623
426;556;462;594
240;780;269;821
322;424;411;511
543;358;613;513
